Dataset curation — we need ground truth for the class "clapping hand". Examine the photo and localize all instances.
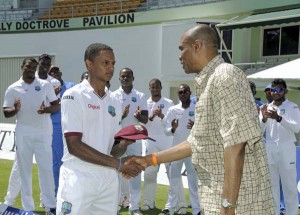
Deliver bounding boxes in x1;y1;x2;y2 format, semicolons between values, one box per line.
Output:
14;98;21;113
171;119;178;133
37;101;46;114
261;104;279;122
187;119;194;129
134;106;141;119
54;86;61;96
122;104;130;119
150;107;163;121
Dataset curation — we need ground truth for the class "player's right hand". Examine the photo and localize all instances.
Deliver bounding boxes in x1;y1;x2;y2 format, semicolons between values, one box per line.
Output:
14;98;21;112
122;104;130;119
119;156;145;179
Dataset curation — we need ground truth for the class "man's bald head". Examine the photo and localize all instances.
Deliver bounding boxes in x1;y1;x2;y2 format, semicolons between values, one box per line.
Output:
179;24;219;74
184;24;218;49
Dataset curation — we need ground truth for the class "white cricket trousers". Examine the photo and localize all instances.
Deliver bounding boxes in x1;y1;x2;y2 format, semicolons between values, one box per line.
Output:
118;154;130;207
167;157;201;215
126;140;143;211
143;138;186;208
56;162;119;215
266;142;298;215
4;156;21;206
15;132;56;211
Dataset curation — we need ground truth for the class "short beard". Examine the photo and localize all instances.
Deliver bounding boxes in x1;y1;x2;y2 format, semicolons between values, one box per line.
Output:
25;73;35;80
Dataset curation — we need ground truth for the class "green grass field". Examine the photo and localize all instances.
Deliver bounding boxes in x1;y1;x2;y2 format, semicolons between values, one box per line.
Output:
0;159;192;215
3;158;299;215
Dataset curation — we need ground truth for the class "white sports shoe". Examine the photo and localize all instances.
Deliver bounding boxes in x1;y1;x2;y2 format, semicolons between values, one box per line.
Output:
158;208;175;215
177;207;187;214
128;209;143;215
121;195;130;208
3;200;13;206
140;204;154;211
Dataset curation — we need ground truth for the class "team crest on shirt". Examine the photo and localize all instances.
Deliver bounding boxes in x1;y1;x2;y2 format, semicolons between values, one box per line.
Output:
35;86;41;91
61;201;72;214
189;111;195;117
131;97;137;102
108;106;116;117
159;104;164;109
279;109;285;115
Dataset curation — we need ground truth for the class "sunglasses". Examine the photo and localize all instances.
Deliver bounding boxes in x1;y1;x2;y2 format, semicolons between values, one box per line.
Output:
178;90;189;95
271;87;285;93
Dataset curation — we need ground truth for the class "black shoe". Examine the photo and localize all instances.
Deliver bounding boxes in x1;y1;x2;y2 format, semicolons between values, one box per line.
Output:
158;208;173;215
46;208;56;215
280;209;286;215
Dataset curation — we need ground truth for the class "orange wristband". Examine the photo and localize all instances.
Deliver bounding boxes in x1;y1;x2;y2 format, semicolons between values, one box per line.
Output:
152;153;157;166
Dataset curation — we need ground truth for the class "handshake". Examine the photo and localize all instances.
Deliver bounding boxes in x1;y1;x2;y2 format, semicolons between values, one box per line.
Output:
117;155;150;179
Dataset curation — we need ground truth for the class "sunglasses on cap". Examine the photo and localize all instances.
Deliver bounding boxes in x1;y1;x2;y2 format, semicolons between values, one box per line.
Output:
265;89;271;95
38;54;51;61
178;90;189;95
271;87;285;93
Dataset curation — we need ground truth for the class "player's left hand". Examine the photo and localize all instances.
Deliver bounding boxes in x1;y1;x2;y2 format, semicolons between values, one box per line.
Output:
134;106;141;118
265;108;279;120
153;107;164;119
54;86;61;95
187;119;194;129
37;101;46;114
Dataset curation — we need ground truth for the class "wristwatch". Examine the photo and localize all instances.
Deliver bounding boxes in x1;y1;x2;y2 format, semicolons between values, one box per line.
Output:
222;199;237;209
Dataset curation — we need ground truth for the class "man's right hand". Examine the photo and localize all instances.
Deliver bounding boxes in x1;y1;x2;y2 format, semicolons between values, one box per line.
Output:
122;104;130;119
171;119;179;133
14;98;21;112
261;104;268;123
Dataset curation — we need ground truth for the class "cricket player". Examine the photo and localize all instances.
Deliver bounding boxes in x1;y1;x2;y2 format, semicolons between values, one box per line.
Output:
56;43;143;215
3;54;61;209
260;78;300;215
112;68;148;215
142;79;185;212
162;84;201;215
3;57;59;214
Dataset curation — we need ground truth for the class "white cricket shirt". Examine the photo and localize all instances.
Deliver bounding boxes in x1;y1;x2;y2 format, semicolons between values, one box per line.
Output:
3;78;57;134
164;101;196;145
61;80;122;166
112;87;147;127
261;99;300;144
146;96;173;136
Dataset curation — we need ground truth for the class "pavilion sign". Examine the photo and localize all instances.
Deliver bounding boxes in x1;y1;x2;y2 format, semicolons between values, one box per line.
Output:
0;13;135;33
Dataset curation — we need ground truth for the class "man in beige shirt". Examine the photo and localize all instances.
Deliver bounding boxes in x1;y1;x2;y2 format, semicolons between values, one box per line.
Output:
128;24;275;215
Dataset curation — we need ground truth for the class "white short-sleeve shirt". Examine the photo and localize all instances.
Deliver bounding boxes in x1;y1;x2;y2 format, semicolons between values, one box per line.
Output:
146;96;174;136
61;80;122;165
35;72;61;89
164;101;195;145
35;72;61;102
112;87;147;127
3;78;57;134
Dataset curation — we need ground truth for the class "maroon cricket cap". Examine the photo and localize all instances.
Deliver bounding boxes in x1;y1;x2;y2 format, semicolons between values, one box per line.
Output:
114;124;156;142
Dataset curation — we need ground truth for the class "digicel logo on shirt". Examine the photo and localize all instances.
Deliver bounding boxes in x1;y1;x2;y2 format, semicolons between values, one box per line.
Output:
88;104;100;110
